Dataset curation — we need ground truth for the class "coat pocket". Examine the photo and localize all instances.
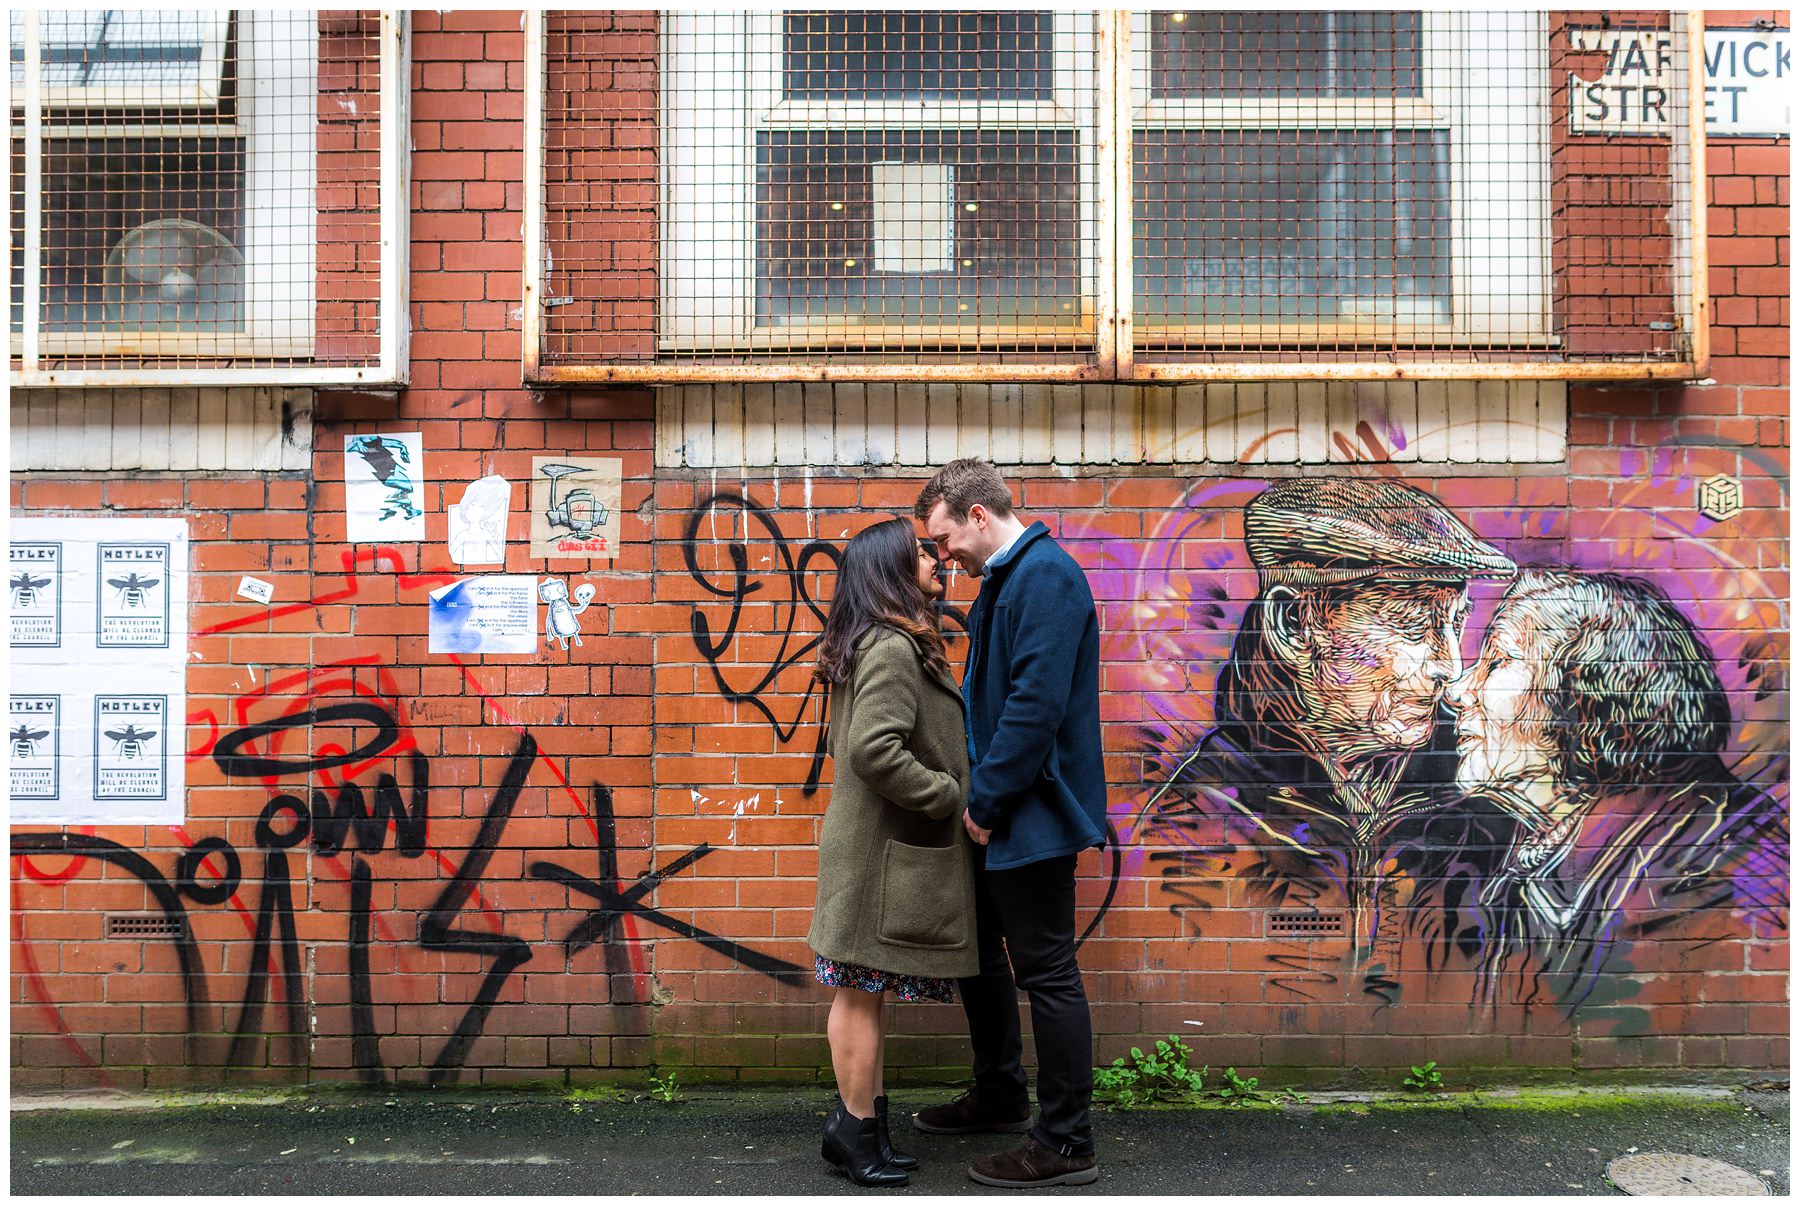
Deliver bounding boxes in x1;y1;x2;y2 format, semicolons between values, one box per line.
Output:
877;840;971;950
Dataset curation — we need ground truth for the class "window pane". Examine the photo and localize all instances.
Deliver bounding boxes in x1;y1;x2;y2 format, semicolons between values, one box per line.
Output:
757;130;1081;325
782;11;1055;101
1134;128;1449;324
1150;11;1423;99
9;10;227;100
10;137;247;333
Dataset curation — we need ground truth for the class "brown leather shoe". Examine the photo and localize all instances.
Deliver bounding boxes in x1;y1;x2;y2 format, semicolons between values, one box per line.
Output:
913;1089;1033;1135
968;1136;1099;1188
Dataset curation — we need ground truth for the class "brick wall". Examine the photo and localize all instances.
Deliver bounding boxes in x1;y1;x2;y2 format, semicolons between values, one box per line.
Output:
10;10;1787;1091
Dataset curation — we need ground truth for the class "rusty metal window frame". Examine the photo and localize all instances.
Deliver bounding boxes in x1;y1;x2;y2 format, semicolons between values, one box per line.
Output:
9;10;412;389
657;11;1099;357
1126;11;1553;351
523;10;1709;385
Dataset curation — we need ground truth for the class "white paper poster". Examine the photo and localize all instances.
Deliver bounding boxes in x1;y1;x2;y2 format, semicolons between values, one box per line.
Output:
428;575;538;655
346;432;426;542
8;517;189;824
10;541;62;646
448;475;512;565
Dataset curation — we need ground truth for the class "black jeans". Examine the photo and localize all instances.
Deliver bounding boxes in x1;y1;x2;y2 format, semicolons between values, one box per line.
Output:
956;853;1094;1157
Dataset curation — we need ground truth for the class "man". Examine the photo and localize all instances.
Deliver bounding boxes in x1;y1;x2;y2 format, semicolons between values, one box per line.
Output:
1140;477;1517;952
912;458;1107;1189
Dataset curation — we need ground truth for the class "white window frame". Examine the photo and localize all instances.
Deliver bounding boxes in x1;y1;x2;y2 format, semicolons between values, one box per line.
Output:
7;10;232;111
1129;10;1551;348
659;11;1099;353
11;9;411;388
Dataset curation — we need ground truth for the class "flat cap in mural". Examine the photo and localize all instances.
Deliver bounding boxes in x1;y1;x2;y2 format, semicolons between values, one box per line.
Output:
1246;477;1517;588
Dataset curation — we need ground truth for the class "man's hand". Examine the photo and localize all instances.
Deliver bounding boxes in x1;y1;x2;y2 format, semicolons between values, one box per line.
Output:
963;811;991;845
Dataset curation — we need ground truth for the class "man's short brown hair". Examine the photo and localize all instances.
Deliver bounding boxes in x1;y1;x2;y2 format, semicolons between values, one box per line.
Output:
915;458;1015;524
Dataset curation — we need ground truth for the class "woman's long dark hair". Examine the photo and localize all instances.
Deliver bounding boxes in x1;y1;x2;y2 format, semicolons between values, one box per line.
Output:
815;517;950;685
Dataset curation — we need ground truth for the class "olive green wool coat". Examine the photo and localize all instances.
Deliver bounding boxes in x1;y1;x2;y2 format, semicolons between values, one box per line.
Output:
808;626;979;980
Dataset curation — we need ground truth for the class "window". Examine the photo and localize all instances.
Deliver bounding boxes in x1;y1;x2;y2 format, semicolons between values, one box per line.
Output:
8;11;231;109
531;10;1705;380
11;10;408;386
660;11;1099;353
1132;11;1549;347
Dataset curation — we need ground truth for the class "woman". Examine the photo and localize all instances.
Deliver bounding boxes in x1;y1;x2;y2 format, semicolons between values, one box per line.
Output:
1440;569;1786;1008
809;518;977;1188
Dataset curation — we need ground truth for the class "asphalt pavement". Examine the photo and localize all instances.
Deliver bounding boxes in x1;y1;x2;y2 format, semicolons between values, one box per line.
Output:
8;1084;1788;1196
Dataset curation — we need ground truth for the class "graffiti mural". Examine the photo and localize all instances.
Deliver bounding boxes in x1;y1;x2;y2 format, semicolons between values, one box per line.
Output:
1126;468;1789;1015
11;552;819;1086
1425;569;1788;1009
680;491;967;796
1136;477;1517;954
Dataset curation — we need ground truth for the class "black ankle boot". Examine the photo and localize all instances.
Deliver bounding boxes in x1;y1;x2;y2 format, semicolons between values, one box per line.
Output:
873;1096;918;1171
821;1100;909;1187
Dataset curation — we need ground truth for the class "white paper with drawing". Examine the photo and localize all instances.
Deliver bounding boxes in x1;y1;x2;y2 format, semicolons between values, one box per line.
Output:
9;517;189;824
345;432;426;542
448;475;511;565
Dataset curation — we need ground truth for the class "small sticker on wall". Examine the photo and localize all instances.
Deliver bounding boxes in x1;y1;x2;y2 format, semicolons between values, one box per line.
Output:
1698;475;1743;522
237;576;275;605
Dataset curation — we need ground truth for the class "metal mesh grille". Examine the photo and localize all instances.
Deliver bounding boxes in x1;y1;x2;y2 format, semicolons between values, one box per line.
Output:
1268;910;1348;937
541;10;1103;371
534;9;1704;381
1135;10;1693;369
9;10;395;378
105;912;184;939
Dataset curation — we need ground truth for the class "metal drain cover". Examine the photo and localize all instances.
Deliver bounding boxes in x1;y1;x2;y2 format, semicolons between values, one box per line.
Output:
1607;1153;1769;1196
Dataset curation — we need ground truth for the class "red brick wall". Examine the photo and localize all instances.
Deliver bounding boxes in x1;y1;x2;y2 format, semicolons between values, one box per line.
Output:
10;10;1787;1091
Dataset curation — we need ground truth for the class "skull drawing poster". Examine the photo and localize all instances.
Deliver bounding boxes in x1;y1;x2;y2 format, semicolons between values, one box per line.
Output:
530;456;622;559
7;517;188;824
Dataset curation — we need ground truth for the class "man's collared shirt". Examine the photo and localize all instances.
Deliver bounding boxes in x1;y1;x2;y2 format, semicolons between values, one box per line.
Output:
980;525;1028;577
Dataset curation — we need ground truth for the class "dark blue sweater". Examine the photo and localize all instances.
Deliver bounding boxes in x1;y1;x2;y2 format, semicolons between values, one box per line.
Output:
961;522;1109;870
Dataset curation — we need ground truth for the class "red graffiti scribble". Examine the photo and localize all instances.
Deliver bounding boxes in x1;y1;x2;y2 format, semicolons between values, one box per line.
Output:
194;546;456;637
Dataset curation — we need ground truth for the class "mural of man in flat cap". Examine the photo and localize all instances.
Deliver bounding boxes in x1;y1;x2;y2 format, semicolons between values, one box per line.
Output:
1141;477;1517;954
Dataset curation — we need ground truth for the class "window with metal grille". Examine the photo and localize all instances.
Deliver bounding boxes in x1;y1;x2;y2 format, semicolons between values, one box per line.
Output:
1131;12;1549;348
660;11;1098;356
9;10;411;387
528;10;1707;383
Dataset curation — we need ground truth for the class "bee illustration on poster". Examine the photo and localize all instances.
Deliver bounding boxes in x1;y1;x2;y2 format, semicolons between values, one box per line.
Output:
531;457;622;559
10;695;60;801
94;696;169;801
97;542;172;647
10;542;62;647
9;516;187;824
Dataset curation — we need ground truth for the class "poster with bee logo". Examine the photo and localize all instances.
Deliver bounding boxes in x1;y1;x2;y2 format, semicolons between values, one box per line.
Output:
10;696;59;800
94;696;169;801
10;542;61;646
8;518;187;824
98;542;172;646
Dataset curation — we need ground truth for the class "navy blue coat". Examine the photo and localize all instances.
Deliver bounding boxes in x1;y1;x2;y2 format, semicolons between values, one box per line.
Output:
961;522;1109;870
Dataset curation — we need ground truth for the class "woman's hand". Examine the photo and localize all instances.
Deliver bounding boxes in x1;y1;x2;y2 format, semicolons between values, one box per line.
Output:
963;810;991;846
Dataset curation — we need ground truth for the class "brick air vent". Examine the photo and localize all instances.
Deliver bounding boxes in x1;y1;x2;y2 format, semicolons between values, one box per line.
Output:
1268;911;1346;938
105;913;184;940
